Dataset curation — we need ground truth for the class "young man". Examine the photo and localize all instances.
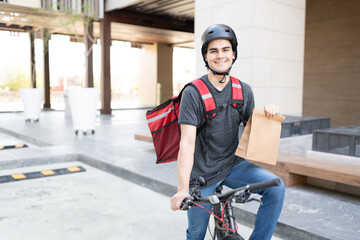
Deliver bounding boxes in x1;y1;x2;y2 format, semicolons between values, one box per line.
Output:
170;24;285;240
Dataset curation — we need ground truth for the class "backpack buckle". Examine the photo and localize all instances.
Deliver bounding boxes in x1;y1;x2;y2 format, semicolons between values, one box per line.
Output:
219;102;228;111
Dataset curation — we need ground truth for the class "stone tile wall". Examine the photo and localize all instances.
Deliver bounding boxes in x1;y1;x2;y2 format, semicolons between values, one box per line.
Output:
195;0;306;115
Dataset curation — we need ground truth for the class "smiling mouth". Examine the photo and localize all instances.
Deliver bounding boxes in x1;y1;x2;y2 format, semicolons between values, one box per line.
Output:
215;61;228;66
215;60;228;64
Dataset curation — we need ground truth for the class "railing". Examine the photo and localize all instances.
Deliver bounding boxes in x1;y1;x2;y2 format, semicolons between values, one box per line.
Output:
41;0;100;19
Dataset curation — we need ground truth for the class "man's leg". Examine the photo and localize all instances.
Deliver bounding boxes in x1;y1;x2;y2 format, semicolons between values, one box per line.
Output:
223;160;285;240
186;182;220;240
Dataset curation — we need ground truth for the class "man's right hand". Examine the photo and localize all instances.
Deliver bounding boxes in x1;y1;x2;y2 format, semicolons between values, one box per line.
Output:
170;191;189;211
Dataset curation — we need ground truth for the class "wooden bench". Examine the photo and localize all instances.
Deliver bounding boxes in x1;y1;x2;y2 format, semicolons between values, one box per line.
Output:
135;133;360;189
248;153;360;188
134;133;153;143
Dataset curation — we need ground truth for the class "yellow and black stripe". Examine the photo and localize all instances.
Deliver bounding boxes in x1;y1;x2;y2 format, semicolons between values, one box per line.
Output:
0;166;86;184
0;144;29;150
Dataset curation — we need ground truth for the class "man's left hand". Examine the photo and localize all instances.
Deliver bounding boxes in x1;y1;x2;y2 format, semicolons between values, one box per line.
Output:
264;104;280;119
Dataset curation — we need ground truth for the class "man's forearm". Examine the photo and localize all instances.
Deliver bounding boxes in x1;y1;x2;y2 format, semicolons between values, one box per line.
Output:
177;141;195;193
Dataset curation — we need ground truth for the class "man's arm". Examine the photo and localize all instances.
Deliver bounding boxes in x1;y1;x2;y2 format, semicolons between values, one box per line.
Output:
170;124;197;211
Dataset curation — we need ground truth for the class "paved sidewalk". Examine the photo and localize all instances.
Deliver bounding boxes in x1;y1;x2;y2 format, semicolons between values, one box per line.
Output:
0;161;188;240
0;162;283;240
0;110;359;240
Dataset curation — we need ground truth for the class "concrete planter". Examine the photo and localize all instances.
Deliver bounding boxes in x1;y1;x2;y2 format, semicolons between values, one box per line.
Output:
63;91;71;119
19;88;43;122
68;88;99;135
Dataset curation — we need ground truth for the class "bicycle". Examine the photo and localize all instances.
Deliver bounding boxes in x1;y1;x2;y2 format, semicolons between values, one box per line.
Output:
180;177;281;240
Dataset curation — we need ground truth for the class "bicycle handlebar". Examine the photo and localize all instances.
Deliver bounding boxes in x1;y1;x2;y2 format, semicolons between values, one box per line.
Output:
248;178;281;192
180;178;281;210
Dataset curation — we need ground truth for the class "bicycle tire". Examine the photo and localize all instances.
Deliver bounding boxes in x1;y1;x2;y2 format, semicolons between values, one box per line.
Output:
219;233;244;240
214;226;244;240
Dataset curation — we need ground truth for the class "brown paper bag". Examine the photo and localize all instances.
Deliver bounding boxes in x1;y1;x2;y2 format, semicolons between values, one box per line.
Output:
235;107;286;165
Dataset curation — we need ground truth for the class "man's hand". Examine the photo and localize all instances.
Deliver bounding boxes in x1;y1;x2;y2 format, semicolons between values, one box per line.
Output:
264;104;280;119
170;191;189;211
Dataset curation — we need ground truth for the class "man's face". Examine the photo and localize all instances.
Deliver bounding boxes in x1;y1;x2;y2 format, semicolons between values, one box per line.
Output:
205;39;235;73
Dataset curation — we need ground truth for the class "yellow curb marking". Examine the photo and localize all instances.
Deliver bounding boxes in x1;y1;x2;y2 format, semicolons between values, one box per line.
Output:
11;173;26;180
15;144;25;148
41;170;55;176
68;166;80;172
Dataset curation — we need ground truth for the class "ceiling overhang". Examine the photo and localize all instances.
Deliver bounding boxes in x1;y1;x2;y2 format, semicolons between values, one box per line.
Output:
0;1;195;48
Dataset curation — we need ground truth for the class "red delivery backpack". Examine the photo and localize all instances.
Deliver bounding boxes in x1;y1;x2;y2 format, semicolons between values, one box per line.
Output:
146;77;244;164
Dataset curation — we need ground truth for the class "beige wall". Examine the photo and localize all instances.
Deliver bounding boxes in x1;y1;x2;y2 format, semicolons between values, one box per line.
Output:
139;44;157;107
303;0;360;127
138;43;173;107
195;0;306;115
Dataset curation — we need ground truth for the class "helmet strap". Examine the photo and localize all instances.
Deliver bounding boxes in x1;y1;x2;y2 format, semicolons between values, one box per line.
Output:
207;65;233;83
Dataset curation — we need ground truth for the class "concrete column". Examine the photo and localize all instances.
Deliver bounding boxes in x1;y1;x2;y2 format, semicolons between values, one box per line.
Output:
139;44;157;107
29;29;36;88
195;0;306;116
157;43;173;103
100;13;111;114
139;43;173;107
84;19;94;88
43;28;51;109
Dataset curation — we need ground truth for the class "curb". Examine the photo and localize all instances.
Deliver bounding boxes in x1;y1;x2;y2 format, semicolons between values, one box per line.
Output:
77;154;330;240
0;137;330;240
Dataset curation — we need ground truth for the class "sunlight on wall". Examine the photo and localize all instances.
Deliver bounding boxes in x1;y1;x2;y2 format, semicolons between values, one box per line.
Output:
173;47;196;96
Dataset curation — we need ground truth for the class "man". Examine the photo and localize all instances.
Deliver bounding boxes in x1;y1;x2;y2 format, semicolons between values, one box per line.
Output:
170;24;285;240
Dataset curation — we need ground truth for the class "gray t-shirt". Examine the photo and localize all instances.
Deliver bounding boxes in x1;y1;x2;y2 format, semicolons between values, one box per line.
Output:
178;75;255;187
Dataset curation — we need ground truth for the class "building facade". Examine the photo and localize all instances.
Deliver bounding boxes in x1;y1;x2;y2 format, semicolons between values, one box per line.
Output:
0;0;359;126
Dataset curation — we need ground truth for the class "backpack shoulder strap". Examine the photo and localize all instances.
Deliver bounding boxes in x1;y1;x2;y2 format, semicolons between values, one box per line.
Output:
189;79;216;155
189;79;217;118
230;76;244;107
230;76;245;124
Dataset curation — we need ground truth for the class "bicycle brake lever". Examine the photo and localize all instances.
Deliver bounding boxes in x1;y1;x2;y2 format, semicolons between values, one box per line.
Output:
245;197;262;206
234;190;250;203
180;196;194;211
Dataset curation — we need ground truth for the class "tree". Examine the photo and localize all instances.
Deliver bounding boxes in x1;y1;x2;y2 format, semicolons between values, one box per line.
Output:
1;65;30;91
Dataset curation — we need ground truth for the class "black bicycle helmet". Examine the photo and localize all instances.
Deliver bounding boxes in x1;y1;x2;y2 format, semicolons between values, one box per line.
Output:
201;24;238;67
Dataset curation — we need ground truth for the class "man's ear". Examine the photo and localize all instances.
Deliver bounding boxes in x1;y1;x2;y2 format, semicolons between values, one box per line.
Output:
204;54;208;62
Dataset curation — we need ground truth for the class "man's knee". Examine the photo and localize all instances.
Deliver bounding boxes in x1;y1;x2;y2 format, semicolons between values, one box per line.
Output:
267;178;285;203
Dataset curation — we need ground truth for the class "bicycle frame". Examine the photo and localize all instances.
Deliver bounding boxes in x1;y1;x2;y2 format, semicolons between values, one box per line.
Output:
181;178;281;240
211;185;244;240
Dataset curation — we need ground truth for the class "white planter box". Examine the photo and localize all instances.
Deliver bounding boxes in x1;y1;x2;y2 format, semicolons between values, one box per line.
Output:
63;91;71;119
68;88;100;134
19;88;43;122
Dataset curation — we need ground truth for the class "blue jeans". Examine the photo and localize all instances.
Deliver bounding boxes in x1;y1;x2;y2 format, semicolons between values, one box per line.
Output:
186;160;285;240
